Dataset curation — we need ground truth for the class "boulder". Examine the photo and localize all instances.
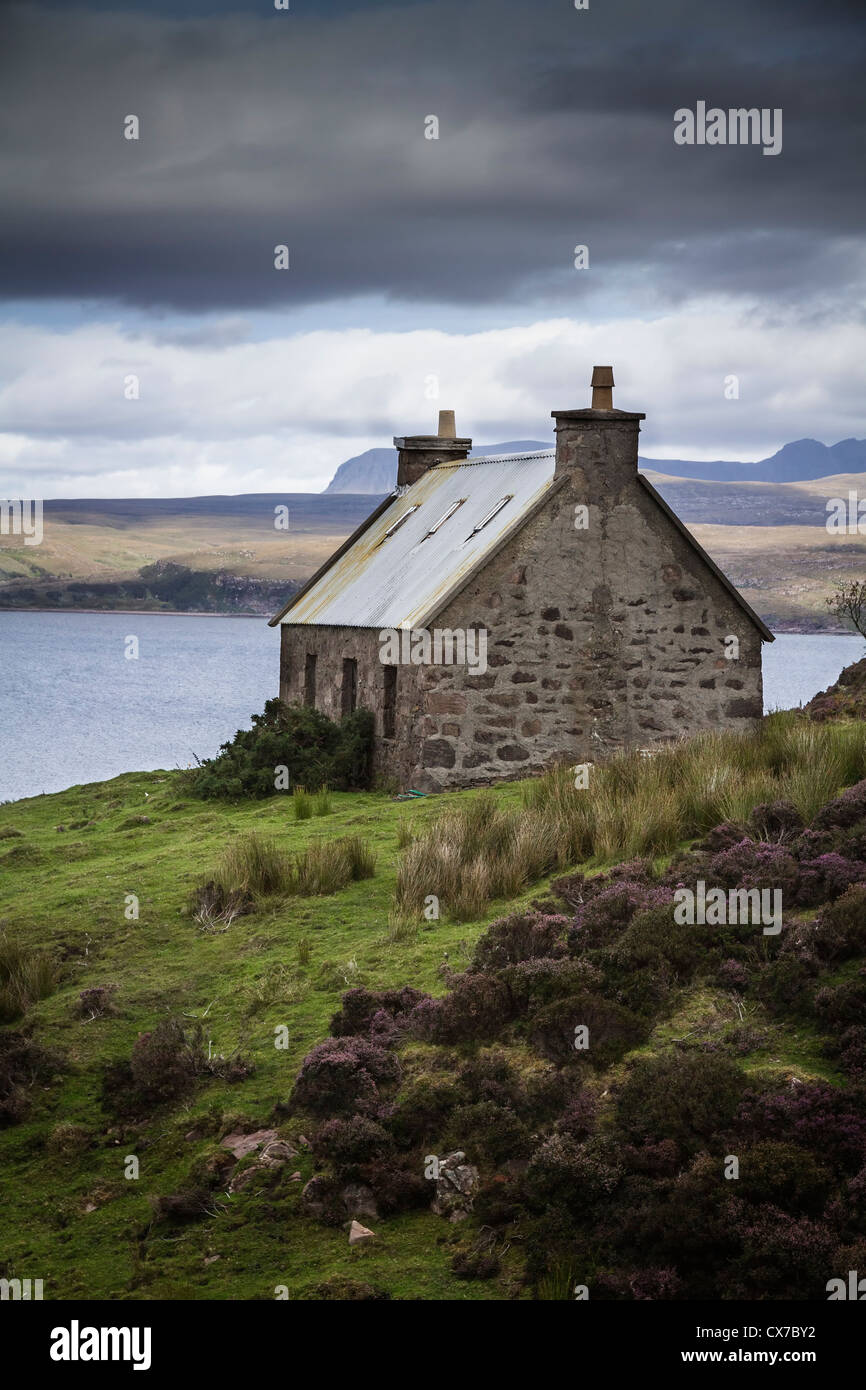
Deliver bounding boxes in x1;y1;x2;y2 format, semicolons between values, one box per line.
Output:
220;1128;278;1160
348;1220;375;1246
431;1150;479;1223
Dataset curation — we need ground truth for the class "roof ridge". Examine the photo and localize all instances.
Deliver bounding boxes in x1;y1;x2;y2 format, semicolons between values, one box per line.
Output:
439;449;555;468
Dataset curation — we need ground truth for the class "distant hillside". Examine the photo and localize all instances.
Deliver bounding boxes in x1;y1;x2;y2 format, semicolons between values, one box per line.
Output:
325;436;866;494
641;437;866;484
324;440;552;493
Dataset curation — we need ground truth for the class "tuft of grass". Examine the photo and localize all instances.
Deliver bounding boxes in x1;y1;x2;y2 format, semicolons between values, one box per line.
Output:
292;787;313;821
397;712;866;920
214;832;292;898
313;787;333;817
0;936;59;1023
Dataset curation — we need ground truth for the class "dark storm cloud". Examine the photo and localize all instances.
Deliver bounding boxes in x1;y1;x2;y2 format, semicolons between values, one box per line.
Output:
0;0;863;311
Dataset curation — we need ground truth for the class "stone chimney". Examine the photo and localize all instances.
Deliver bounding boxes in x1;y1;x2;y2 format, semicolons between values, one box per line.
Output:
394;409;472;487
552;365;645;492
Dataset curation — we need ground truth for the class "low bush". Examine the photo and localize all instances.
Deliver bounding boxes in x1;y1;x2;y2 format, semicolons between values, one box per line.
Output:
616;1051;748;1155
191;699;375;799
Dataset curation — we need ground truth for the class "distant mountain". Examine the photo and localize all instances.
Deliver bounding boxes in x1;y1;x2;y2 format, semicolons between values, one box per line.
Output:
324;436;866;493
324;441;552;493
640;438;866;484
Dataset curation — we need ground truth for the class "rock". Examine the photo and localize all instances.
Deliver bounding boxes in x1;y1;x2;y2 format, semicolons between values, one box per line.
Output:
431;1150;480;1222
348;1220;375;1246
288;1171;302;1182
298;1134;311;1149
260;1139;298;1166
341;1183;379;1221
228;1163;267;1194
220;1128;278;1159
300;1175;332;1218
203;1255;221;1266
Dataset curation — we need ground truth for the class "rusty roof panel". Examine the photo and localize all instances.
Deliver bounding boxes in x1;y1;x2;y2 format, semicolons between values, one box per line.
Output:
280;450;557;628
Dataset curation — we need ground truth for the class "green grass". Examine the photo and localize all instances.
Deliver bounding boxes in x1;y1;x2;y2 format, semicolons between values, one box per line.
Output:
0;769;534;1300
0;731;857;1301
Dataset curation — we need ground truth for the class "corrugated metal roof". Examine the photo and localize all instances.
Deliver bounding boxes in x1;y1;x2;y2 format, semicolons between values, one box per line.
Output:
280;450;557;629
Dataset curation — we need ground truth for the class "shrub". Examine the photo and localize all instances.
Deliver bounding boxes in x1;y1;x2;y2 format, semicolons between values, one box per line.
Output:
129;1019;202;1107
407;973;514;1044
442;1101;531;1166
736;1081;866;1173
814;977;866;1030
528;991;646;1067
390;1075;460;1147
0;1031;64;1126
568;880;672;953
471;911;569;972
735;1141;834;1215
707;839;800;897
73;984;118;1020
616;1052;748;1155
291;1035;400;1115
192;699;374;799
526;1133;623;1210
330;986;429;1038
748;800;804;840
809;885;866;961
796;854;866;908
313;1114;394;1170
815;777;866;830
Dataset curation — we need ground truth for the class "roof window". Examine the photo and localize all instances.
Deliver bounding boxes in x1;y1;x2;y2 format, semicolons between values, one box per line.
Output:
465;494;514;539
380;504;420;542
421;497;466;539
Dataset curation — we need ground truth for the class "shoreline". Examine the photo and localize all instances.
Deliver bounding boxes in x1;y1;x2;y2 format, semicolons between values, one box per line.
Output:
0;607;267;619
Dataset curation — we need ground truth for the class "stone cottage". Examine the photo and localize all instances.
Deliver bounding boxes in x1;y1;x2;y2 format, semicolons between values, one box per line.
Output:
269;367;773;790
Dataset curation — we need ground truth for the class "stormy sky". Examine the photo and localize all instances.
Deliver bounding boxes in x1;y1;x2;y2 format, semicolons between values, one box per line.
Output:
1;0;864;497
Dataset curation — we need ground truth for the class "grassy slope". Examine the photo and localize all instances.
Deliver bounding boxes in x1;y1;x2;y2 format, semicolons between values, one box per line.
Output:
0;770;843;1301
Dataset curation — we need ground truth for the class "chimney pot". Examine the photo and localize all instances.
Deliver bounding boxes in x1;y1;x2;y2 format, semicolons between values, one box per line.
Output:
590;365;615;410
437;409;457;439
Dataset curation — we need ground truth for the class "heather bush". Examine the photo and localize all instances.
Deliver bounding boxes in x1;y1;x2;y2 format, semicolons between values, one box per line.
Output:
390;1075;460;1147
616;1052;748;1154
407;973;514;1044
291;1035;400;1115
470;910;569;972
556;1091;598;1142
610;903;704;979
330;985;429;1038
814;777;866;831
568;879;672;952
736;1081;866;1173
735;1141;834;1215
707;839;800;897
442;1101;531;1165
313;1114;394;1170
755;956;817;1015
0;1030;63;1126
525;1133;623;1210
796;853;866;907
129;1018;202;1107
809;885;866;961
527;991;646;1067
814;977;866;1030
502;957;604;1013
729;1206;838;1300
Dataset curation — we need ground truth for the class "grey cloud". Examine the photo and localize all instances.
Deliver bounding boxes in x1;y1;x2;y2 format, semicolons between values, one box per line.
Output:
0;0;863;312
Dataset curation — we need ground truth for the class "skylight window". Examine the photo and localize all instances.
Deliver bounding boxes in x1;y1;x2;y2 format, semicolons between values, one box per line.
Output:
380;504;420;542
465;494;514;539
421;498;466;539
